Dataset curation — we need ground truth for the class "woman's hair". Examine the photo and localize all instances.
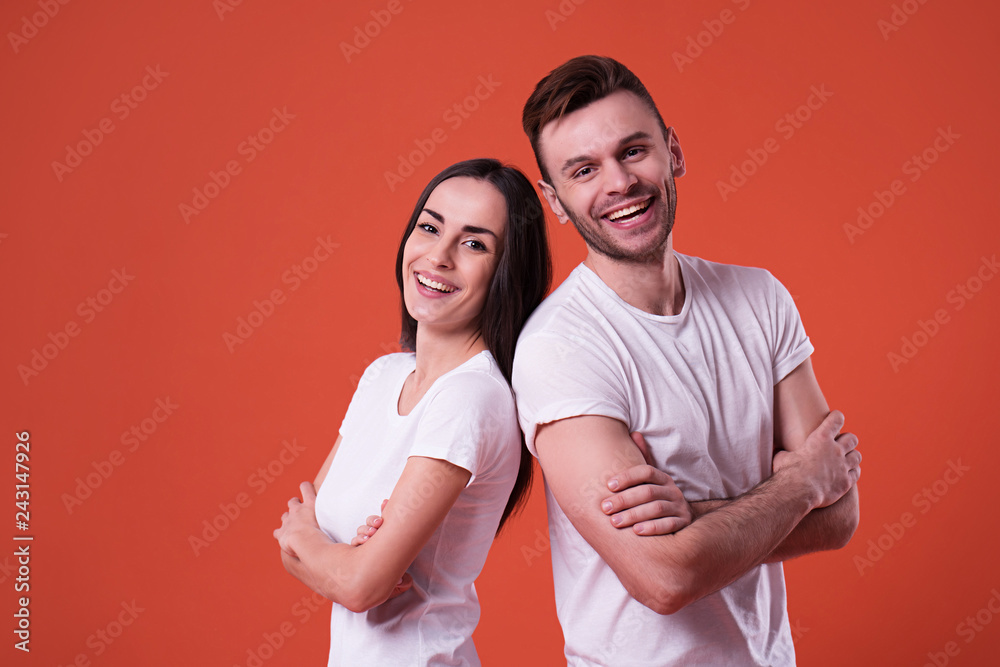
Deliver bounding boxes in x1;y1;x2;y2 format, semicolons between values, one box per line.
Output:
394;158;552;532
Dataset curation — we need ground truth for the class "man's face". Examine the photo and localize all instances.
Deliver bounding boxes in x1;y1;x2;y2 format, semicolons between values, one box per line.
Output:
536;90;685;263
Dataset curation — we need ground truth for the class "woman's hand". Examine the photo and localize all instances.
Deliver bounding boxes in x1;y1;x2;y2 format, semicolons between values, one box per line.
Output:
600;432;693;535
274;481;324;556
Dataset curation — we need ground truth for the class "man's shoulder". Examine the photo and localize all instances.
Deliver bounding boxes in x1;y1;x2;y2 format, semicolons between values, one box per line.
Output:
680;252;775;289
519;264;612;340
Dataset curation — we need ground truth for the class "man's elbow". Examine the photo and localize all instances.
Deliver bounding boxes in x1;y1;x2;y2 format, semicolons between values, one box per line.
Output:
830;487;861;550
624;573;697;616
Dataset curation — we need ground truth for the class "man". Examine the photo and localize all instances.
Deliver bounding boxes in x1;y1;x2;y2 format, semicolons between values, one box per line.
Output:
511;55;861;665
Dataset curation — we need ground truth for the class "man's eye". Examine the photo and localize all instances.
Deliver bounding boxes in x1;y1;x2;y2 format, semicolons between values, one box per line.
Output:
625;147;644;158
574;167;593;178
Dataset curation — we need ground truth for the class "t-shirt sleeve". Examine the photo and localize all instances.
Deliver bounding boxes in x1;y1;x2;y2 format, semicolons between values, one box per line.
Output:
338;355;393;441
409;370;516;485
512;332;630;457
768;272;815;383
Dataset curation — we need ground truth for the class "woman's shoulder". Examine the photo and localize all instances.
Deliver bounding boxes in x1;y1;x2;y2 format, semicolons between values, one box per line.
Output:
356;352;415;389
431;351;514;407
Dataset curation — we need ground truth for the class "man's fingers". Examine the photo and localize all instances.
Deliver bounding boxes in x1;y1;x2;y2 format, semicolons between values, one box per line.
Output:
610;500;687;528
632;516;689;536
607;464;671;493
835;431;859;454
819;409;846;437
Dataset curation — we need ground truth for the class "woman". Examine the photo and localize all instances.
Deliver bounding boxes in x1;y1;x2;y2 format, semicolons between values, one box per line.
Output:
273;159;690;666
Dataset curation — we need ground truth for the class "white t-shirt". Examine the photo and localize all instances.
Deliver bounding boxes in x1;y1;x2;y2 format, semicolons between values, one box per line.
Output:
512;253;814;666
315;351;521;667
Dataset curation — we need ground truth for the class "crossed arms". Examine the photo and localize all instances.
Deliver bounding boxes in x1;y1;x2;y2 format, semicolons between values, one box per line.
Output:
535;358;861;615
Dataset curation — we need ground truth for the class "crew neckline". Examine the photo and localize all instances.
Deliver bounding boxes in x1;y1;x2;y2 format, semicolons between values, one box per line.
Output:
575;252;692;324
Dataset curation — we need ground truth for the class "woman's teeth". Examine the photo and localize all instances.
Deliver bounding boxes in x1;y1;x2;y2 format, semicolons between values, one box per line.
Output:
417;274;456;293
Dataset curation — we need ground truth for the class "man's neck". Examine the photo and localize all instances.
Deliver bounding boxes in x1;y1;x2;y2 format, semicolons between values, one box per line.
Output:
583;239;685;317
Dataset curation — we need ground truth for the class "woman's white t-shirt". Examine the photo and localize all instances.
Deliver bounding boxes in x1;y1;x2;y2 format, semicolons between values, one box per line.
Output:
315;351;521;666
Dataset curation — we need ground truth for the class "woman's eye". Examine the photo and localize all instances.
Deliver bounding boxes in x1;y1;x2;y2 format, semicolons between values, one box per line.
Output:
465;240;487;251
418;222;438;234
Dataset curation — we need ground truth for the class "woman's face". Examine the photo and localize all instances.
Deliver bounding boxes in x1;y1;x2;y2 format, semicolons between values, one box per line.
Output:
402;177;507;337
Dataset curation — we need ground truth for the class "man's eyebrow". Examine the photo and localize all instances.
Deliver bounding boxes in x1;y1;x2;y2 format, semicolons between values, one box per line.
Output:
559;131;655;176
420;209;497;238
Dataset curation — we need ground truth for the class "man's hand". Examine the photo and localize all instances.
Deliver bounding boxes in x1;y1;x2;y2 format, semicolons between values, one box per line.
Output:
773;410;860;510
600;432;693;535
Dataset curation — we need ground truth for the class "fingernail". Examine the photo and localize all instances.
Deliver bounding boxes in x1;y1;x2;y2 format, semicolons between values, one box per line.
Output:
608;479;619;491
602;500;612;512
612;515;622;526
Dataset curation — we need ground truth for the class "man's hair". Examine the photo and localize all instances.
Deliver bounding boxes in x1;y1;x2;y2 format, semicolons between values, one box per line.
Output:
521;55;669;184
395;158;552;532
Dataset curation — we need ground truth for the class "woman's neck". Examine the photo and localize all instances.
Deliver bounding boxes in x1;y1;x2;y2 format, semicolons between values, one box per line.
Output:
410;325;487;390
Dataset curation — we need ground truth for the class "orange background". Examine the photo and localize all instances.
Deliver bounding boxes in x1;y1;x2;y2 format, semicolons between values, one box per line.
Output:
3;0;999;665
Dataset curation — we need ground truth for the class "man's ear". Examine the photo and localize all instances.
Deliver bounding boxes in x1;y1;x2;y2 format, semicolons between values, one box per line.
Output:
538;179;570;225
665;127;686;178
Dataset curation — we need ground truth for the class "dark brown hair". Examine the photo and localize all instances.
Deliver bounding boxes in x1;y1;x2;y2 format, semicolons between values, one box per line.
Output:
394;158;552;532
522;55;669;183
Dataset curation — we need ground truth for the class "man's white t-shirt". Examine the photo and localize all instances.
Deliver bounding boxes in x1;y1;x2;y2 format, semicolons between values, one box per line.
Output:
512;252;814;666
315;351;521;666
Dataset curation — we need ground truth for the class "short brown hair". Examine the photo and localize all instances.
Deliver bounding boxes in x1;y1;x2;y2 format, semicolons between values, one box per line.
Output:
522;55;668;183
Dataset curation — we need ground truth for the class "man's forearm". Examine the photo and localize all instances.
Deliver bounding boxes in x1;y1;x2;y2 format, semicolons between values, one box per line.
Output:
639;468;819;613
690;484;859;563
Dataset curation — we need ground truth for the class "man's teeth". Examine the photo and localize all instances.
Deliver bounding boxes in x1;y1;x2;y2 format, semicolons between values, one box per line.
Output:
417;274;456;293
607;200;650;221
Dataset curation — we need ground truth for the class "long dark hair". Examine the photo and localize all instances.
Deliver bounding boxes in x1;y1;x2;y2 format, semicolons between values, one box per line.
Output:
394;158;552;532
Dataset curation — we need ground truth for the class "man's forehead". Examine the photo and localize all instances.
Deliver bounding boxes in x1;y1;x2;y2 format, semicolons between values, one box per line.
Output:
538;91;662;169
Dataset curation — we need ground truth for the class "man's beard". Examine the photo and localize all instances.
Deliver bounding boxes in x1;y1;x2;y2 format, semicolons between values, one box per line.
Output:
558;176;677;264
